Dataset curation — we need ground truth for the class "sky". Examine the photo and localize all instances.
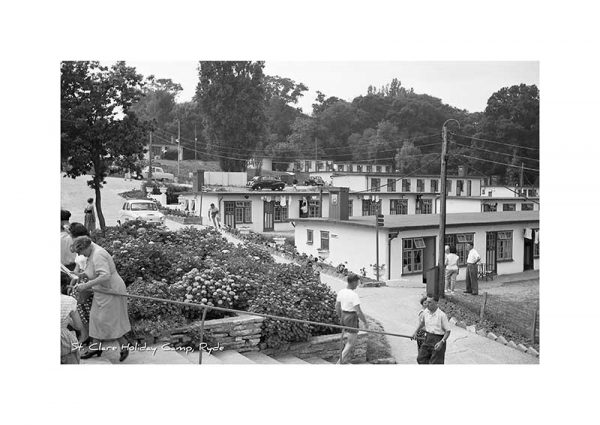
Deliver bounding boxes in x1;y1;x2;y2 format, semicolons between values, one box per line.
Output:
127;61;539;114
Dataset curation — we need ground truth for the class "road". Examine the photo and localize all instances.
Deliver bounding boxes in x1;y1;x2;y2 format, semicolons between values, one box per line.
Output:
60;174;142;227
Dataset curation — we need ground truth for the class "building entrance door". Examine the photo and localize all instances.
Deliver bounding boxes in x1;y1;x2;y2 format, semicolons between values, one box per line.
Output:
523;229;535;271
263;201;274;232
223;201;235;228
486;232;498;273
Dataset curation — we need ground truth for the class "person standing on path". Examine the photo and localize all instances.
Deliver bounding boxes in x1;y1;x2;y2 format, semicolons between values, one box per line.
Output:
412;297;451;364
445;245;459;294
415;296;428;351
208;203;221;229
465;243;481;295
335;273;368;364
84;198;96;233
61;210;76;271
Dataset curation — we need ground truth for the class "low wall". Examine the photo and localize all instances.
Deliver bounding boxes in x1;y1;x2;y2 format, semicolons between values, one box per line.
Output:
261;331;368;363
165;215;203;225
169;315;264;353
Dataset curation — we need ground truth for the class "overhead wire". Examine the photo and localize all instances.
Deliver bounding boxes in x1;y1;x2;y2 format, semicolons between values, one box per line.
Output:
452;153;539;172
451;141;539;163
451;132;539;152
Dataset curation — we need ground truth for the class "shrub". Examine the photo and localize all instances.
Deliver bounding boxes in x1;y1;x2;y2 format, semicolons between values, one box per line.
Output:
249;264;339;348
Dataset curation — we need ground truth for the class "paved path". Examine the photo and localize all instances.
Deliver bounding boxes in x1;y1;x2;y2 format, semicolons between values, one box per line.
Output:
60;174;141;227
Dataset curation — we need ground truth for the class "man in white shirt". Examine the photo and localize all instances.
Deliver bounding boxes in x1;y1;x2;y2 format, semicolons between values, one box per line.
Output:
335;274;368;364
412;297;451;364
465;243;481;295
445;245;460;294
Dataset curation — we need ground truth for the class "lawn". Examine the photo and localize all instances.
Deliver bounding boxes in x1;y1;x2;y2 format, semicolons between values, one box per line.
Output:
447;271;539;346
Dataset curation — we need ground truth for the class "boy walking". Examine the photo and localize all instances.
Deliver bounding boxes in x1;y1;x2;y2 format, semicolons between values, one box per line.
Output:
335;274;368;364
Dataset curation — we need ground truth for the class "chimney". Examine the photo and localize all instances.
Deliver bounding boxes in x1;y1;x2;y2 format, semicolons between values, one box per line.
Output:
328;187;349;220
192;170;204;192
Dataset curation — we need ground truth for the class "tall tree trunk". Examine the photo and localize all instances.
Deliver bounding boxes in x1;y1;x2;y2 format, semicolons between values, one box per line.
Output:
94;176;106;231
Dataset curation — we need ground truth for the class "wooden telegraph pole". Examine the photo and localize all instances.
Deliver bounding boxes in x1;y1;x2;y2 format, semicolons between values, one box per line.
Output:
147;132;153;183
437;119;459;300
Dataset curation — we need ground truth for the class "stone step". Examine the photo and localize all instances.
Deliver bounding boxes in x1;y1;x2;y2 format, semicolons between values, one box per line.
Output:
213;350;256;364
177;350;224;365
304;357;334;365
272;354;310;364
241;351;281;364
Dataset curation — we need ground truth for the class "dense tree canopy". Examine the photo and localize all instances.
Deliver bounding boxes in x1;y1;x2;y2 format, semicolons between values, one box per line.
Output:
196;61;266;171
61;61;149;230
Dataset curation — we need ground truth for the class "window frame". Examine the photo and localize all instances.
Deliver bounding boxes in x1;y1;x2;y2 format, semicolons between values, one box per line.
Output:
533;228;539;258
390;198;408;215
503;203;516;212
402;179;411;192
306;229;313;245
371;177;381;192
416;179;425;192
521;203;534;211
362;199;382;216
320;231;330;250
402;237;424;274
430;179;439;193
496;231;513;261
308;199;321;218
274;204;289;222
445;233;475;266
387;178;396;192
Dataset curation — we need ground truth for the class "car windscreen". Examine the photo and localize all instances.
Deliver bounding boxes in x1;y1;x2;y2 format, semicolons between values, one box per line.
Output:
130;203;158;211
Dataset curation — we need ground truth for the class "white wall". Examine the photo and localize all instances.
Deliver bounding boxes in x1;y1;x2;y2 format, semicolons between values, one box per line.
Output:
295;221;388;279
204;172;247;187
331;175;368;191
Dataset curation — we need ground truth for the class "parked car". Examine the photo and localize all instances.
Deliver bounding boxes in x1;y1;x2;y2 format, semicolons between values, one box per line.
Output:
119;200;165;224
248;176;285;191
304;176;325;186
141;166;174;182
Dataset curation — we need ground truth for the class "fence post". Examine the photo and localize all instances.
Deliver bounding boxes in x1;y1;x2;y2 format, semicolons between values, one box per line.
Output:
198;308;208;365
479;292;488;320
530;307;538;344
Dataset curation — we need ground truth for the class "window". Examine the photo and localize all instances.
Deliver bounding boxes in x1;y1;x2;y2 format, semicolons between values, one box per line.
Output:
376;165;382;173
308;199;321;217
357;165;363;173
417;179;425;192
456;180;464;196
467;180;472;196
497;231;513;260
338;164;345;172
387;179;396;192
307;229;313;244
371;178;381;192
521;203;534;211
534;229;539;258
483;203;497;212
305;160;311;172
234;201;252;223
445;233;474;265
430;179;439;193
385;166;391;173
416;198;432;214
362;199;381;216
390;199;408;215
274;204;288;222
446;180;452;194
348;199;353;217
402;179;411;192
503;203;516;212
403;238;424;274
528;189;537;197
316;161;323;171
320;231;330;250
366;165;372;173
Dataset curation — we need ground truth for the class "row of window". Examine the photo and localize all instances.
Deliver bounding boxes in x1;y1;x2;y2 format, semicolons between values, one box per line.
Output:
369;178;472;195
362;199;433;215
294;162;395;173
306;229;329;250
483;203;535;212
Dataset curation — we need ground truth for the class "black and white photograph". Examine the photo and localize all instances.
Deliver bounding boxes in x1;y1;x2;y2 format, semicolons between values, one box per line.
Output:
60;60;540;366
4;1;599;424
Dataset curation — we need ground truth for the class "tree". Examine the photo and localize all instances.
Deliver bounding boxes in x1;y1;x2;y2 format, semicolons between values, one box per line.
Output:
396;140;422;174
196;61;267;171
130;76;182;129
61;61;148;230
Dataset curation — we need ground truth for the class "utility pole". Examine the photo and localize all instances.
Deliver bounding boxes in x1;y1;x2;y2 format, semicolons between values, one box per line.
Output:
177;119;181;180
437;119;459;300
376;213;384;282
314;136;317;172
147;132;153;183
520;162;524;189
194;123;198;161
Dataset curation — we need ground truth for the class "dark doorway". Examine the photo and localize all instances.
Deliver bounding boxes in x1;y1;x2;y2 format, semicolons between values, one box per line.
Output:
263;201;274;232
524;229;535;271
486;232;498;273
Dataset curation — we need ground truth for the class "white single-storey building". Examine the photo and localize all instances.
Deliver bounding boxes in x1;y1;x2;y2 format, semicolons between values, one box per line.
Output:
293;207;539;283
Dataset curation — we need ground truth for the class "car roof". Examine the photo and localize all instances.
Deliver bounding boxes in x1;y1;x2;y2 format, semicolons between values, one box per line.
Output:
128;199;156;203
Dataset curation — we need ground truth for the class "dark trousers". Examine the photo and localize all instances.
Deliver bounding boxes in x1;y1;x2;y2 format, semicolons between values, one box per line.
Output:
465;263;479;295
417;333;446;364
65;263;76;271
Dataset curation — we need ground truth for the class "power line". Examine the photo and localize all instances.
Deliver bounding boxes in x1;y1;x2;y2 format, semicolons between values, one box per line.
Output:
453;153;539;172
451;132;539;152
352;154;442;194
450;154;540;205
451;141;539;162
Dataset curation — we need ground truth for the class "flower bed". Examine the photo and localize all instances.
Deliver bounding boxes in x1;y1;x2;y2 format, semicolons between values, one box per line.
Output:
90;220;339;347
